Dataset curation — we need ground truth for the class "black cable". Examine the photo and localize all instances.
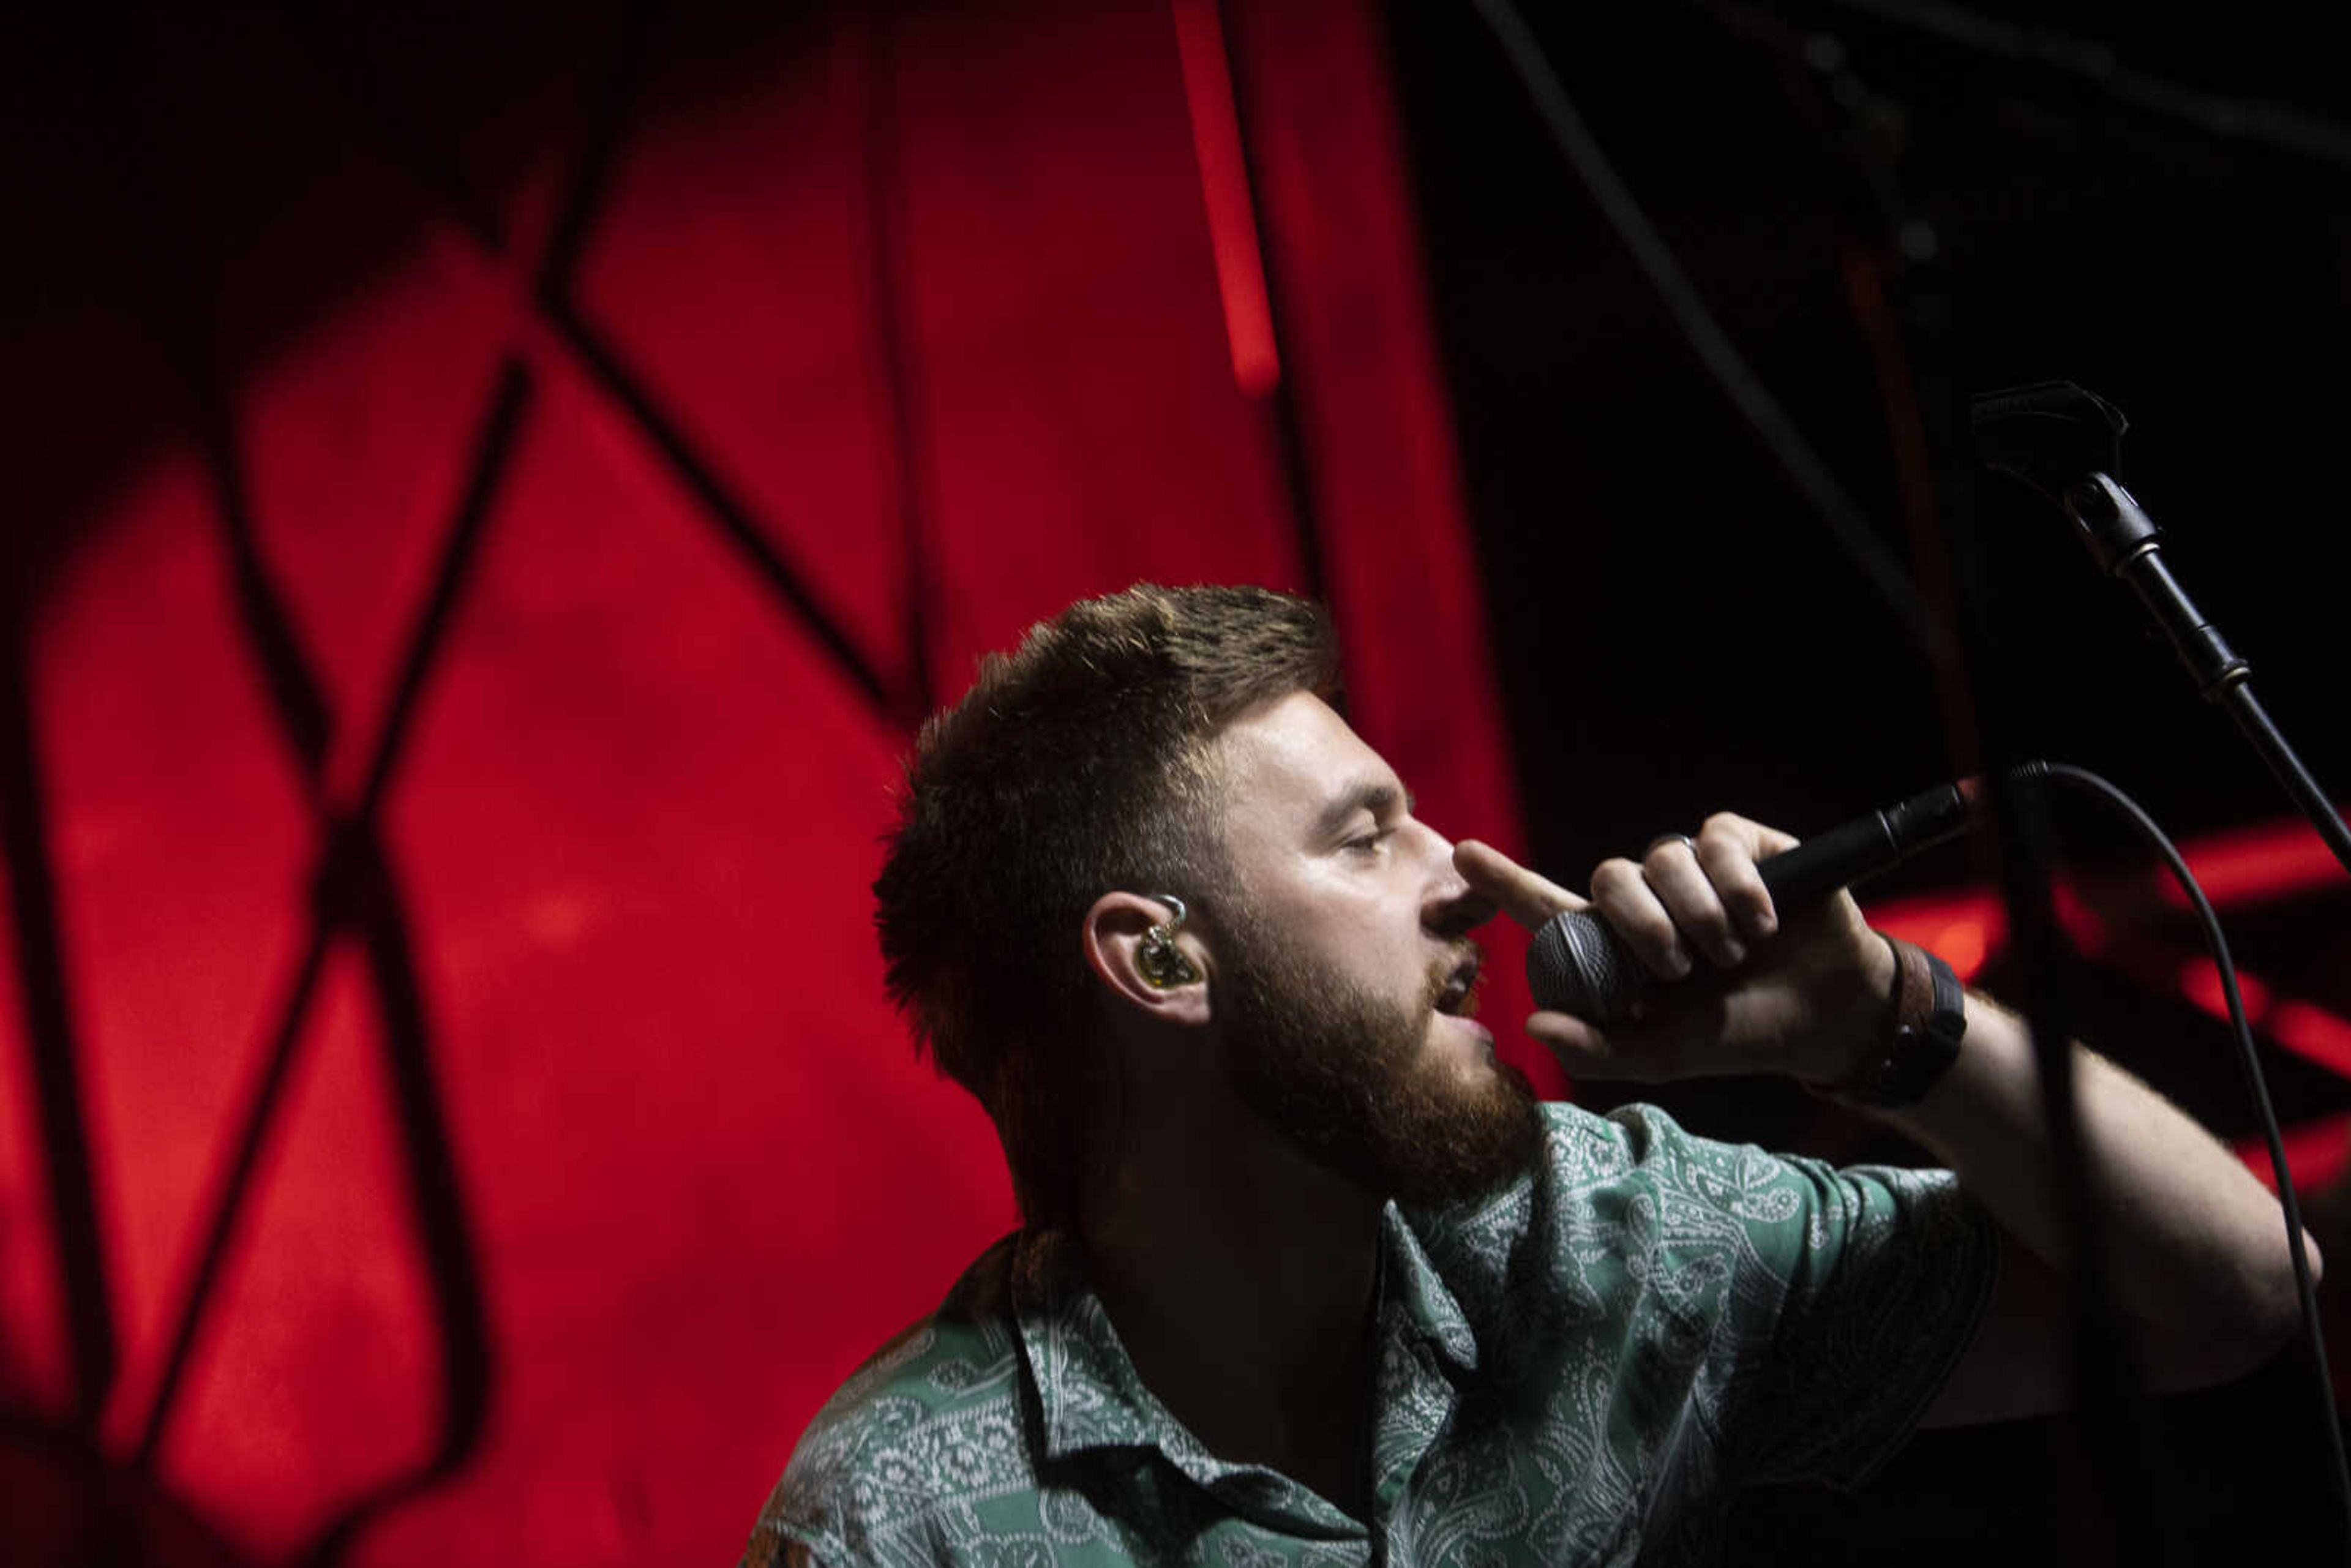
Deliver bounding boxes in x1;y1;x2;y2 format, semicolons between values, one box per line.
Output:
2038;760;2351;1550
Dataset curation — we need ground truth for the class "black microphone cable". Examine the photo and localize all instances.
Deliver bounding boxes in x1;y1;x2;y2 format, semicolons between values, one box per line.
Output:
2036;761;2351;1548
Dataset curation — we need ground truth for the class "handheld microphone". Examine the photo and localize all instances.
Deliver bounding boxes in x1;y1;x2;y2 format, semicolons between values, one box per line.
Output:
1524;775;2008;1024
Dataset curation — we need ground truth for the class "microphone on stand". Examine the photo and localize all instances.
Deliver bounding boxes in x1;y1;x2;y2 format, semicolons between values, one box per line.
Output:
1524;773;2022;1024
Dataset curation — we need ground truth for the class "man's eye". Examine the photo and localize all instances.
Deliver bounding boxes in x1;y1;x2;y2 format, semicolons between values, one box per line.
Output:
1346;829;1390;855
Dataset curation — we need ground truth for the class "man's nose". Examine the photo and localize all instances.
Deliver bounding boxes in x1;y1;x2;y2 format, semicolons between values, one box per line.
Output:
1417;825;1498;939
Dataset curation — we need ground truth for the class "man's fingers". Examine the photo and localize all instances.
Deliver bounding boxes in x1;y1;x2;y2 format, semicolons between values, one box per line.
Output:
1588;856;1690;980
1455;840;1586;930
1591;813;1805;976
1695;811;1790;942
1640;837;1745;969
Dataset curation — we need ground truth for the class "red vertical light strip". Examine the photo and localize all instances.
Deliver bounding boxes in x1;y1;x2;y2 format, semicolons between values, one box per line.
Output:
1171;0;1281;396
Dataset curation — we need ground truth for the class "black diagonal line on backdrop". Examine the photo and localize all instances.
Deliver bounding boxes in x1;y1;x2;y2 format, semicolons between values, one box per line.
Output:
539;298;909;725
261;2;913;732
530;2;911;729
530;1;661;313
296;835;489;1568
135;362;530;1470
130;901;332;1472
348;363;527;819
191;355;337;789
857;0;939;721
0;601;118;1432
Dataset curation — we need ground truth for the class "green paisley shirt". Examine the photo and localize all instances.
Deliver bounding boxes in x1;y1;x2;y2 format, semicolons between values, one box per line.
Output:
743;1102;1998;1567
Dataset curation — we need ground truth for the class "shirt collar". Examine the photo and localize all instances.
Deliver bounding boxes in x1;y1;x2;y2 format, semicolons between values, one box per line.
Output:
1010;1228;1364;1536
1008;1206;1479;1468
1008;1228;1160;1461
1376;1201;1482;1379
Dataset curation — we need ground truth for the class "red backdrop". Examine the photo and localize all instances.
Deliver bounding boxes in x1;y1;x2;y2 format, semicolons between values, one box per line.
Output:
0;2;1537;1562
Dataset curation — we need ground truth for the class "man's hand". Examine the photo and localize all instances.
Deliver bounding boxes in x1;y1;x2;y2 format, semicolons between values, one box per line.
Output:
1466;818;2316;1415
1456;816;1894;1086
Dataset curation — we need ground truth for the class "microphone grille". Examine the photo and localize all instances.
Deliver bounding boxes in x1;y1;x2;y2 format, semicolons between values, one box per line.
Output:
1526;910;1646;1025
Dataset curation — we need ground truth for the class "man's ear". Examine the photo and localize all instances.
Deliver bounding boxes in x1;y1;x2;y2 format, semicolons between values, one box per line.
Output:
1083;891;1212;1026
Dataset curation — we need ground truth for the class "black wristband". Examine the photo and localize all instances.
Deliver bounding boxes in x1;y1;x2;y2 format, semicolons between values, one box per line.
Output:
1812;935;1967;1109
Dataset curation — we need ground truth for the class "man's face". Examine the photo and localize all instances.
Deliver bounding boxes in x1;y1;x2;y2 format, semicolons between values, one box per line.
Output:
1207;692;1540;1205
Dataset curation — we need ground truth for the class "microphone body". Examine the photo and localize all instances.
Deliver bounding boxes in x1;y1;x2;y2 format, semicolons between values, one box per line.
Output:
1524;779;1981;1024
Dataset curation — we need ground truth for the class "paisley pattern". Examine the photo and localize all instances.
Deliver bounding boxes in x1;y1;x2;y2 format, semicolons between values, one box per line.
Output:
743;1103;1997;1567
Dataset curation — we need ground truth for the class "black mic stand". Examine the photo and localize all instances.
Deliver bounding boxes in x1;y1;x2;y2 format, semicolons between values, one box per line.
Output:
1775;37;2178;1565
1970;380;2351;1551
2075;480;2351;871
1796;24;2351;1555
1974;384;2351;882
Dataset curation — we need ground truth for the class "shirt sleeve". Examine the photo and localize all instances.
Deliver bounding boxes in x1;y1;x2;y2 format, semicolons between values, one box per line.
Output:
1719;1139;2001;1488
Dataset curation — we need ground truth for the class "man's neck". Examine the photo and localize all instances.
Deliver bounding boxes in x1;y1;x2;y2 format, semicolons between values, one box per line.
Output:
1078;1114;1385;1520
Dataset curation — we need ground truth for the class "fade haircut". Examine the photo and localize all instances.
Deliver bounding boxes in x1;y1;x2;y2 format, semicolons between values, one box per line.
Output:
873;584;1338;1228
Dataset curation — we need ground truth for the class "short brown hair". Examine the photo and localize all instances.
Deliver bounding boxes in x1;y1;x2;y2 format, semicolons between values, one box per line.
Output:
873;584;1338;1227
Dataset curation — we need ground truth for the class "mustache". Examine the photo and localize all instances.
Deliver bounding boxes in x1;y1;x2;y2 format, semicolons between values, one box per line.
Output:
1422;942;1485;1015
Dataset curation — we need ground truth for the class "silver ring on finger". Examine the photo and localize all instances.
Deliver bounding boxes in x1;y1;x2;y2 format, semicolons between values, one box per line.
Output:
1644;832;1698;858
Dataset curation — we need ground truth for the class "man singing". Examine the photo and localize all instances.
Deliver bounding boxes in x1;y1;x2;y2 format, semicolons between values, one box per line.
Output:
741;583;2308;1566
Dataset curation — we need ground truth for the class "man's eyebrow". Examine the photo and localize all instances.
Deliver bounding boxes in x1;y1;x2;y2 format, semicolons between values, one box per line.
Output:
1310;779;1414;842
